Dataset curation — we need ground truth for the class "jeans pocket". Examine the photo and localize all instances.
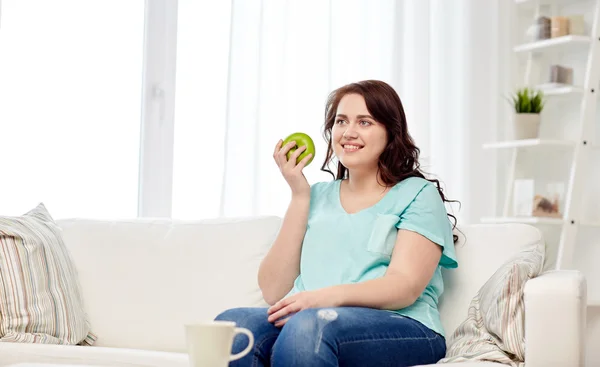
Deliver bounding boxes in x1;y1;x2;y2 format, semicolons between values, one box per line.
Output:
366;214;399;256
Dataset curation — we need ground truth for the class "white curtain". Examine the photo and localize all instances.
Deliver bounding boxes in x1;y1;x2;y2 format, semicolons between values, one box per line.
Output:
219;0;397;218
0;0;499;223
172;0;501;225
0;0;145;219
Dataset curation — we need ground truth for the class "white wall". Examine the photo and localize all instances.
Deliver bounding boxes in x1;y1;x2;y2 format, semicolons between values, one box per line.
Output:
491;0;600;364
462;0;502;225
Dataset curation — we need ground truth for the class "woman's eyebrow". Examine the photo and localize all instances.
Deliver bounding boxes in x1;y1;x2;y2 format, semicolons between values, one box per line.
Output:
335;114;375;119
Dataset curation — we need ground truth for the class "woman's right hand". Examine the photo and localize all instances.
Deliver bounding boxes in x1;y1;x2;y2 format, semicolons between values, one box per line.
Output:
273;139;313;197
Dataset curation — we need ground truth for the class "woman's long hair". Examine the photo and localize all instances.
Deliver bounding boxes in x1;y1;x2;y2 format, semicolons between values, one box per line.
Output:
320;80;460;243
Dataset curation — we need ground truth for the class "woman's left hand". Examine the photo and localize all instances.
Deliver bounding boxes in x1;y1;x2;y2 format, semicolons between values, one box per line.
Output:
267;288;342;327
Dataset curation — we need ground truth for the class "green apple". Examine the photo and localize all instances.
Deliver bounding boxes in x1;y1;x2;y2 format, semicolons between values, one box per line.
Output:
283;132;316;166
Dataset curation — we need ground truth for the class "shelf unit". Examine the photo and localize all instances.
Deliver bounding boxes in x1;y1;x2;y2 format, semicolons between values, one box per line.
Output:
482;138;575;149
483;216;600;227
481;216;565;225
486;0;600;307
515;0;585;6
513;34;591;53
535;82;584;96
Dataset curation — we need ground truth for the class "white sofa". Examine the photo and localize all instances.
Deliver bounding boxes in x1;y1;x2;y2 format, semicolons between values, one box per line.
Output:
0;216;586;367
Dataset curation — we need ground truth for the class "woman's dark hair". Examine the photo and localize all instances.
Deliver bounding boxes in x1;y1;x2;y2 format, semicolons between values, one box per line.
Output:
320;79;460;243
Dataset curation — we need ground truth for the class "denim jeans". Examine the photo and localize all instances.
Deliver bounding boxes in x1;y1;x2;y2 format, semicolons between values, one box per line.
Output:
214;306;446;367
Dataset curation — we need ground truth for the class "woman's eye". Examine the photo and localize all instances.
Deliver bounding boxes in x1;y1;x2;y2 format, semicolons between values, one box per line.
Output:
336;119;346;124
360;120;371;126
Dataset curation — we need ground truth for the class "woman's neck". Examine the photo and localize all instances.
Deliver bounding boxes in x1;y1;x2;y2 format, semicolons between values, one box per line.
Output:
345;168;386;193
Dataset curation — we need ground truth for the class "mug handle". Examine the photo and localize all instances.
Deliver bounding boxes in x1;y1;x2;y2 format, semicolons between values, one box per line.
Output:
230;327;254;361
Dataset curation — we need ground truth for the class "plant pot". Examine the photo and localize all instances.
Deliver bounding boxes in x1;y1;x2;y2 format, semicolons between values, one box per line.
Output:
513;113;540;139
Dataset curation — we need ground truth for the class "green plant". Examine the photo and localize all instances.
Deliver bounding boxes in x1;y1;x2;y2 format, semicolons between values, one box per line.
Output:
510;87;545;113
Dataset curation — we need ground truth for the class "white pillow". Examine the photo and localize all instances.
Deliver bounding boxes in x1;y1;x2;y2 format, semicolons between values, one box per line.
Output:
438;236;545;367
0;203;96;345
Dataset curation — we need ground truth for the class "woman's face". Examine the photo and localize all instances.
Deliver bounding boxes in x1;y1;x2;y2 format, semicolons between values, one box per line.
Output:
332;93;388;172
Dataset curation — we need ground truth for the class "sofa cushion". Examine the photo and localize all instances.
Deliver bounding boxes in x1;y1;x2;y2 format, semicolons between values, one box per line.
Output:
438;226;545;367
416;363;505;367
0;203;96;345
0;342;187;367
437;223;545;336
55;216;282;353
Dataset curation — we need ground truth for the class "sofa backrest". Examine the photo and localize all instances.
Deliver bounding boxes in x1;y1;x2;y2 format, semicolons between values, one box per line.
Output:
57;217;544;353
439;223;545;336
56;216;282;353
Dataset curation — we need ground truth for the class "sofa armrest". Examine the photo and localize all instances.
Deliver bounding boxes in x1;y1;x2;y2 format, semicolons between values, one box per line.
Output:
524;270;586;367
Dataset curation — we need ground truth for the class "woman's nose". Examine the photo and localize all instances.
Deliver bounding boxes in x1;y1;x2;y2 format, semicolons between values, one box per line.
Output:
343;127;358;138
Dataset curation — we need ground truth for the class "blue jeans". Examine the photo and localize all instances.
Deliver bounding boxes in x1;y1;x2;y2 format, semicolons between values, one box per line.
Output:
214;306;446;366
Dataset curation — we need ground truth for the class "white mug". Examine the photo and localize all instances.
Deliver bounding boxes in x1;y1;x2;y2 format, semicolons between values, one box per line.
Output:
185;321;254;367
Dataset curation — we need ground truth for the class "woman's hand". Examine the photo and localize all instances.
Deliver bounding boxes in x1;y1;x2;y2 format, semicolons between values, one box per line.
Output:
266;288;342;327
273;139;313;197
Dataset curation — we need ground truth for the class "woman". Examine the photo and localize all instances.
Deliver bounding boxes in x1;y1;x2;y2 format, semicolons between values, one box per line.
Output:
215;80;459;367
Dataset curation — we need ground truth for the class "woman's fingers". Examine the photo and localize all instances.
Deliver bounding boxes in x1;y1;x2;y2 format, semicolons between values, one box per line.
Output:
294;152;313;171
268;296;292;315
285;145;306;168
274;315;292;328
276;140;297;167
268;302;300;323
273;139;285;168
273;139;283;157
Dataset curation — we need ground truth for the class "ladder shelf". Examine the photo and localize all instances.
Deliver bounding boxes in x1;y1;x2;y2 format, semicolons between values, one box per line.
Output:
490;0;600;308
515;0;588;8
482;138;576;149
481;216;565;225
514;35;591;53
535;83;584;96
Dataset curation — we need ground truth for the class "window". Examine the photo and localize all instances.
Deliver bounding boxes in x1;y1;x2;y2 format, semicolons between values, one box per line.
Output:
171;0;232;219
0;0;145;219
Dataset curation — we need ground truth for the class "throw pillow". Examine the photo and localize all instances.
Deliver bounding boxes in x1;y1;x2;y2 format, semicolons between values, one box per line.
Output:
438;236;545;367
0;203;96;345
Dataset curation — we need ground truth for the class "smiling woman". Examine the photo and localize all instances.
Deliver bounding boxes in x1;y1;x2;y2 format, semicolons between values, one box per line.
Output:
215;80;460;367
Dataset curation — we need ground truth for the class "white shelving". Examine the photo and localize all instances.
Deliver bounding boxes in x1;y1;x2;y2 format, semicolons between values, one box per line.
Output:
488;0;600;308
483;138;575;149
483;217;600;228
515;0;588;8
482;216;565;225
513;35;591;53
535;83;584;96
483;217;600;227
581;221;600;227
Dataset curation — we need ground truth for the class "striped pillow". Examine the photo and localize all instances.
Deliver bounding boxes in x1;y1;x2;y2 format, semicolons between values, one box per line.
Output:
0;203;96;345
438;237;545;367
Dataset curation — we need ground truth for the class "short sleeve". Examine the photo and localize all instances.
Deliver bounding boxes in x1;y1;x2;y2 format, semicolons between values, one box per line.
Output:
309;181;325;197
395;183;458;269
306;181;331;224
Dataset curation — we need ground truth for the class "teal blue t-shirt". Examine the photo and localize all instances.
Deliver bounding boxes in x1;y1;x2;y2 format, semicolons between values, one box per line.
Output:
287;177;458;337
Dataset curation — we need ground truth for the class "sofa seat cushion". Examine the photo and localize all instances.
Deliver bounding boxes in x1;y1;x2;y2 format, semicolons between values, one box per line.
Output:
416;363;507;367
0;343;510;367
0;342;188;367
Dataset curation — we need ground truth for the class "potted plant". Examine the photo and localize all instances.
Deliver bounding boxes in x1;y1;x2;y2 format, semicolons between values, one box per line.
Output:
510;87;545;139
